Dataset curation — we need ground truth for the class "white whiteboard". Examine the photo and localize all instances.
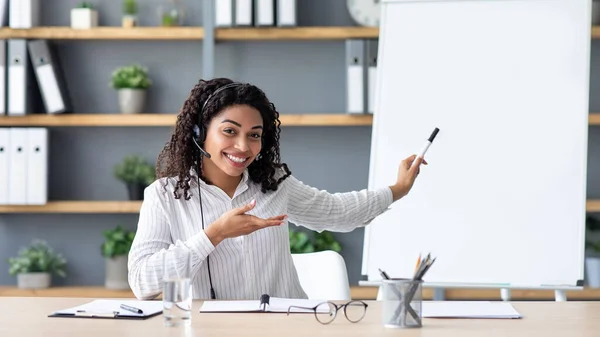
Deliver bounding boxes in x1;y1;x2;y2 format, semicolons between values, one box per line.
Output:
362;0;591;288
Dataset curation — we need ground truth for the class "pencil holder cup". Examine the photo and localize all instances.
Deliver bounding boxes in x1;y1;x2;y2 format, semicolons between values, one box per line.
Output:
381;279;423;328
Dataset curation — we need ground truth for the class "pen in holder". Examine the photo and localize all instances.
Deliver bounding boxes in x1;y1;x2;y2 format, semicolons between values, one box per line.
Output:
381;278;423;328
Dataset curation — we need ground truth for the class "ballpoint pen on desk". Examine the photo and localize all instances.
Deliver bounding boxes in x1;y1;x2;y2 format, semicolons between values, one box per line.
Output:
120;304;144;314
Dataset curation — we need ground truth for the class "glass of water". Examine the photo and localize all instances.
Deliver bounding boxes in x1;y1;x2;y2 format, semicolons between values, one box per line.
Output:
162;246;192;327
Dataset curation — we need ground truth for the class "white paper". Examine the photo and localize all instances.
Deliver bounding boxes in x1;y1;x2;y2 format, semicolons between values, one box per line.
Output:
421;301;522;319
200;300;263;312
52;299;163;317
200;297;326;313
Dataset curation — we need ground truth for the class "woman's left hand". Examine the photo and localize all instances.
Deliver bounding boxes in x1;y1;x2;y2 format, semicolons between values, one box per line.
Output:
390;154;428;201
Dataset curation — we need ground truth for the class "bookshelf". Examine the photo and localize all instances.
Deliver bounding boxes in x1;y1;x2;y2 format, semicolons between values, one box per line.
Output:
0;26;378;41
1;113;599;127
215;27;379;40
0;2;599;293
1;199;600;214
2;285;600;301
0;114;374;127
0;27;205;40
0;201;142;214
1;25;600;40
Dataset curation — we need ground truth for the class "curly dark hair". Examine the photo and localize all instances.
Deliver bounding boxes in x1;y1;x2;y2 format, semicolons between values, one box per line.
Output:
156;77;292;200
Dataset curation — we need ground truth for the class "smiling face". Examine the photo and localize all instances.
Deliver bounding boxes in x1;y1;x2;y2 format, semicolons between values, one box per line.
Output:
202;104;264;180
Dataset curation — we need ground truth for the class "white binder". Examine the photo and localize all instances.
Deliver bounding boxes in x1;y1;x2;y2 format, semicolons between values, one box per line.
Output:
0;0;8;27
28;39;71;114
8;39;40;116
276;0;296;26
235;0;253;26
8;128;27;205
8;39;28;116
26;127;47;205
216;0;233;27
9;0;40;28
0;39;6;116
0;128;9;205
255;0;275;26
345;39;367;114
366;39;379;114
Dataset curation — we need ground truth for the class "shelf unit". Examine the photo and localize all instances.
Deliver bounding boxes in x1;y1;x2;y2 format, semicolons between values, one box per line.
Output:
0;4;599;296
0;26;378;41
3;285;600;301
1;113;599;127
0;113;374;127
0;201;142;214
0;27;204;40
2;199;600;214
2;25;600;40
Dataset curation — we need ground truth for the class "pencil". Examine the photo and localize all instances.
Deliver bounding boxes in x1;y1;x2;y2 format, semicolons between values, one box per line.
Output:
414;254;421;274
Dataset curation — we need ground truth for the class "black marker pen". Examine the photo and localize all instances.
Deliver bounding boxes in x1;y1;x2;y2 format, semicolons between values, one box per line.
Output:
411;127;439;167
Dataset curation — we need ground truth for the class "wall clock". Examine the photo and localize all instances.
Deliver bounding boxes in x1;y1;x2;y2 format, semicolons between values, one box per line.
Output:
347;0;381;27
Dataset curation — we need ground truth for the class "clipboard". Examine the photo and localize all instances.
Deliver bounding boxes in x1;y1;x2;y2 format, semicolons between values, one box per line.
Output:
48;299;164;320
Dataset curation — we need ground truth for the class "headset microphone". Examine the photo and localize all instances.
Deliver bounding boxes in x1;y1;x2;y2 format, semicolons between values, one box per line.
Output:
192;136;212;159
192;125;212;159
193;82;243;300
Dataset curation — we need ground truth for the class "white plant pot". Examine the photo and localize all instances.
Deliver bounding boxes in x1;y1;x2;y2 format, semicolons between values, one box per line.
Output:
70;8;99;29
117;89;146;114
122;15;137;28
17;272;51;289
105;255;130;290
586;257;600;287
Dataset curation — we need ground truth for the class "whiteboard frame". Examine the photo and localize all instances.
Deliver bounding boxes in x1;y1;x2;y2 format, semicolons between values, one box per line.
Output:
362;0;591;288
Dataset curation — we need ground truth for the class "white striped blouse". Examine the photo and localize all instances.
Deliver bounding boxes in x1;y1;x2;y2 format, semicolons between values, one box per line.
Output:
128;168;393;300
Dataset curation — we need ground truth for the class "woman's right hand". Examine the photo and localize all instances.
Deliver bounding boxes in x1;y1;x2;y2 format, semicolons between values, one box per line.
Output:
205;199;287;246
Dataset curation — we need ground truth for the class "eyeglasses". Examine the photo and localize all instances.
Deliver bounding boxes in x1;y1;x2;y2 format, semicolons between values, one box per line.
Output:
287;300;368;324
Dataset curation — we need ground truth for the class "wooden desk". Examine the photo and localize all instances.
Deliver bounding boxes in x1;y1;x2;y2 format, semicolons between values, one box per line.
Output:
0;297;599;336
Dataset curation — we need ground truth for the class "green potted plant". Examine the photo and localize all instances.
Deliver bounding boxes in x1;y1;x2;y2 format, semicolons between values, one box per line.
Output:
289;228;342;254
109;64;152;114
101;225;136;290
71;2;99;29
122;0;138;28
114;154;156;200
158;0;185;26
7;240;67;289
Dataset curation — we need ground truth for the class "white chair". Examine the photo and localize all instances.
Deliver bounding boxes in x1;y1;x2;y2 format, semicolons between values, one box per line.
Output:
291;250;352;301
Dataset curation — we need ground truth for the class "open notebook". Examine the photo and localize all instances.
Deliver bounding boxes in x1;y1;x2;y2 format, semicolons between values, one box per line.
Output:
200;295;328;313
48;299;164;320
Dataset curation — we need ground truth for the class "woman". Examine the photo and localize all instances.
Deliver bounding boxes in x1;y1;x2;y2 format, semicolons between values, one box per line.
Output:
127;78;426;300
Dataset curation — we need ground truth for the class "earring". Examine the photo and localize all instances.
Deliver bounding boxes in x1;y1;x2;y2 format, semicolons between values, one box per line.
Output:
255;153;262;161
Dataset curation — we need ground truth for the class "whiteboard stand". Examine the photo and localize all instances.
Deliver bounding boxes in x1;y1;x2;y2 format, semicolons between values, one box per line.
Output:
555;290;568;302
361;0;590;303
359;281;581;302
501;288;568;302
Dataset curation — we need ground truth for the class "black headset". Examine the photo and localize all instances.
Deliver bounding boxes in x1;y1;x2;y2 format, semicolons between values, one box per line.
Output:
191;82;243;300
